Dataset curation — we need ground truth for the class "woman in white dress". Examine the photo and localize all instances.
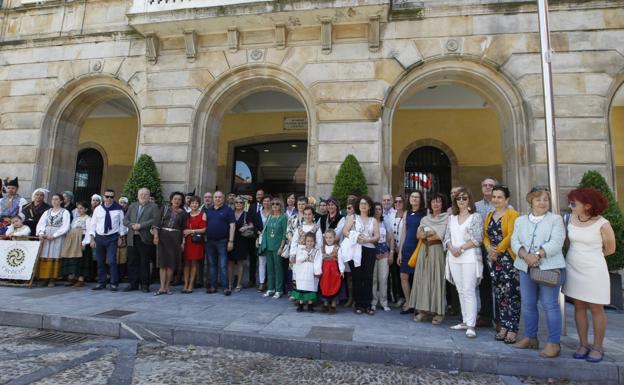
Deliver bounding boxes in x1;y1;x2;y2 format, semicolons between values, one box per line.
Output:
564;188;616;363
443;188;483;339
36;193;71;287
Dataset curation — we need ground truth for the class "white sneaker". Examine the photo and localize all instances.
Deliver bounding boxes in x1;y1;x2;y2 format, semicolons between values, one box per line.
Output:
466;328;476;338
273;292;282;299
383;306;391;312
450;323;469;330
263;290;275;297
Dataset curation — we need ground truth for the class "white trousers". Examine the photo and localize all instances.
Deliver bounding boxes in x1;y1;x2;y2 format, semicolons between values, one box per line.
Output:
258;255;267;284
449;262;478;328
371;257;389;308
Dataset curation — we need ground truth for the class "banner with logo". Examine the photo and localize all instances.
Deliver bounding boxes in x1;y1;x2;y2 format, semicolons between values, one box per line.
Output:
0;240;40;281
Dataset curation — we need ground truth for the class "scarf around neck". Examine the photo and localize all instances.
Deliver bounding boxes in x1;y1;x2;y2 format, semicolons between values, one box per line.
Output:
420;212;449;242
103;202;123;233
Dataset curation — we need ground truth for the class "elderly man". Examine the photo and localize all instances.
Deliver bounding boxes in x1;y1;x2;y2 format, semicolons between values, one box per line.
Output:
0;177;27;236
90;189;127;291
123;188;160;293
201;191;213;210
204;191;236;295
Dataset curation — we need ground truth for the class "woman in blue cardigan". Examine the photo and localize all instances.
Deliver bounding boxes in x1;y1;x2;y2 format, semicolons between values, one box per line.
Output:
511;186;566;358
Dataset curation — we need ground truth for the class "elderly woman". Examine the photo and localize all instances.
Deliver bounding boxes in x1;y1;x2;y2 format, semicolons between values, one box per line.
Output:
36;193;71;287
91;194;102;211
410;193;449;324
483;185;520;344
153;192;187;295
444;188;483;338
62;191;78;220
512;186;566;358
23;188;51;236
564;188;616;363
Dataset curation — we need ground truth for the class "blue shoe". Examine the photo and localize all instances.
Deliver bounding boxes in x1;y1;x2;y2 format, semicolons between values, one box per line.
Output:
573;346;590;359
585;348;604;363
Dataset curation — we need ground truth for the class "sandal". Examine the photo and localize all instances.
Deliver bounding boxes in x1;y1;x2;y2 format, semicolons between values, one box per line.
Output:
586;348;604;363
153;290;166;296
495;327;508;341
504;331;517;344
573;345;590;359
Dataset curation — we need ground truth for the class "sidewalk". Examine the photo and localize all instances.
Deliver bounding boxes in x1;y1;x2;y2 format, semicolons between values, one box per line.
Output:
0;284;622;384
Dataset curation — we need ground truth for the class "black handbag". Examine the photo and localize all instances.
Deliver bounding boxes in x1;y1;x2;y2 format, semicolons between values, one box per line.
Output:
239;212;256;238
191;233;204;244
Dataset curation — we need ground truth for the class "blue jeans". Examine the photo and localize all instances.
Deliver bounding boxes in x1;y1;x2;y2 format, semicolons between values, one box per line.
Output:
519;269;566;343
95;233;119;286
206;239;228;290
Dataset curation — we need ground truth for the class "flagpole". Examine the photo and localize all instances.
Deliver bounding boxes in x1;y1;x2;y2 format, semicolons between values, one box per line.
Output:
537;0;566;336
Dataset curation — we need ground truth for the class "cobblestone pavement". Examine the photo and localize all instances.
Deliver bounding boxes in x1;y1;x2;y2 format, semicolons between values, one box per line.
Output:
0;326;595;385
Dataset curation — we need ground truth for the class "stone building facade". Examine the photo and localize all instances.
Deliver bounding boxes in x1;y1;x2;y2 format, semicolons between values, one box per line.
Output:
1;0;623;209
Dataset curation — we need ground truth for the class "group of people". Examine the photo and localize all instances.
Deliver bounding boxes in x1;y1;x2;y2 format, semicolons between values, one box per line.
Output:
0;176;616;362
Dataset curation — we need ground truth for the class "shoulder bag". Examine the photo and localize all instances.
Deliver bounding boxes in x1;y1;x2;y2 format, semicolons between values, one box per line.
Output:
527;219;560;287
239;211;256;238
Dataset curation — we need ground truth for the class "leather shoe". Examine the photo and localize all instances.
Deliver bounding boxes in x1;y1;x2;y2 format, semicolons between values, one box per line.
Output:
91;285;106;291
122;286;138;292
110;285;118;292
141;286;150;293
540;343;561;358
206;287;216;294
513;337;539;350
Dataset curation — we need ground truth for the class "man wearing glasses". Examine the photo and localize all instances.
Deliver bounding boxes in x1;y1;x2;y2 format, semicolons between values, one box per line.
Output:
90;189;127;291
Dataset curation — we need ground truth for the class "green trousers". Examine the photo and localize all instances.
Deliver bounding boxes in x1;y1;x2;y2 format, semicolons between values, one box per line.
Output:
265;250;283;292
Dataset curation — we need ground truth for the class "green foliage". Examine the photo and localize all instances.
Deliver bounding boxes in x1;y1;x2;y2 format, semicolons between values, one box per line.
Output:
578;170;624;271
122;154;164;206
331;154;368;208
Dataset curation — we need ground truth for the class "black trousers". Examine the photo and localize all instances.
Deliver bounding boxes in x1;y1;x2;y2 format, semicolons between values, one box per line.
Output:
478;249;494;321
388;251;403;302
349;247;376;310
127;235;155;288
281;257;290;293
248;241;258;285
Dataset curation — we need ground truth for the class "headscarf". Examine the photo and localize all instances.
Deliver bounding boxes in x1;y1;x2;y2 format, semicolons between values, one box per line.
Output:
325;197;340;210
91;194;102;203
119;197;129;204
31;188;50;203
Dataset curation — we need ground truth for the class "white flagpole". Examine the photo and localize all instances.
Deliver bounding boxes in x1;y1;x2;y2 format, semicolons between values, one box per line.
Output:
537;0;566;336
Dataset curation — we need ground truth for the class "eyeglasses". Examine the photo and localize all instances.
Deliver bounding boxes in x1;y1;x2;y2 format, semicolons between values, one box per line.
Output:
481;184;495;188
271;203;281;206
456;196;469;202
346;206;353;210
568;201;577;208
104;195;114;199
394;200;403;203
530;186;550;193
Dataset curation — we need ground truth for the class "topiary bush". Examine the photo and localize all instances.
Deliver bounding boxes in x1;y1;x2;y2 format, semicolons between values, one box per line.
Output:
578;170;624;271
122;154;164;206
331;154;368;208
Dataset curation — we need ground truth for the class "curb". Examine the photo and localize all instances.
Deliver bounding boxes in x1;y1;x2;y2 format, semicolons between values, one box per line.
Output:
1;309;621;384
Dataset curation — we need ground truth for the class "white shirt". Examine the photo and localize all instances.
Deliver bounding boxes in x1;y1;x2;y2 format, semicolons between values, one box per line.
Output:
89;205;127;237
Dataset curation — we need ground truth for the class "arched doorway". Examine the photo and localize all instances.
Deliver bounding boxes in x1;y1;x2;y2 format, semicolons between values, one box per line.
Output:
190;65;318;198
609;79;624;208
73;148;104;202
37;77;140;196
403;145;452;202
382;59;528;207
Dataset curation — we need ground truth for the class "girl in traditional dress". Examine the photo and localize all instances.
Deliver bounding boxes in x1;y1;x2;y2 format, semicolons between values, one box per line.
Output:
60;201;93;288
4;215;31;238
319;229;343;313
36;193;71;287
292;232;322;312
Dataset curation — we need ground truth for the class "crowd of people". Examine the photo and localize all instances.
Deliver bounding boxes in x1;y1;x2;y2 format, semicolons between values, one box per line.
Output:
0;176;617;362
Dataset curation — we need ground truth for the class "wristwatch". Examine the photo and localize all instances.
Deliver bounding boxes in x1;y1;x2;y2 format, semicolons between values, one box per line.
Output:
460;247;465;253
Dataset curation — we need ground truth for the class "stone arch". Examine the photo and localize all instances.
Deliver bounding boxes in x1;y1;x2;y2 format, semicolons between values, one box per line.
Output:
189;64;318;196
35;75;141;193
396;138;459;194
381;58;529;207
606;73;624;201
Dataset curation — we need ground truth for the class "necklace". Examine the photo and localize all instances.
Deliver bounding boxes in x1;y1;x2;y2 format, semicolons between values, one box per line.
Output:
577;215;592;223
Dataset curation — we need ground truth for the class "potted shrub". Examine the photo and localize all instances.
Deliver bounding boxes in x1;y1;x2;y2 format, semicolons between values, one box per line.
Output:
331;154;368;208
122;154;164;206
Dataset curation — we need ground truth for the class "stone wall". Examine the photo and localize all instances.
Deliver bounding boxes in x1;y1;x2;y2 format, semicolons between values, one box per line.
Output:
0;0;623;209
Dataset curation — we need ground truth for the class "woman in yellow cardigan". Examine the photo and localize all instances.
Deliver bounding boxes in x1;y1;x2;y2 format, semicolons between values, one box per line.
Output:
483;185;520;344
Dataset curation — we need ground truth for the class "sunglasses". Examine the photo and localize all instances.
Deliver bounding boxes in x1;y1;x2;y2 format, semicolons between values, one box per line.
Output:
530;186;550;193
456;196;469;202
104;195;114;199
568;201;577;208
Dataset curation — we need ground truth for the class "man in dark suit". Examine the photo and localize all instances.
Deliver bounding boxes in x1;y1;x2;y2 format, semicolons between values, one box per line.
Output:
123;187;161;292
246;188;264;289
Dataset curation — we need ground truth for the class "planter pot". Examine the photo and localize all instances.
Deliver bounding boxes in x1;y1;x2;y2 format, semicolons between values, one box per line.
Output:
608;272;623;310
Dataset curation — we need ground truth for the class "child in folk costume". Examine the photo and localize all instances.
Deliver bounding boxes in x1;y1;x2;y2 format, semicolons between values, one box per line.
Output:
292;232;323;312
4;214;31;238
319;229;344;314
60;201;93;287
